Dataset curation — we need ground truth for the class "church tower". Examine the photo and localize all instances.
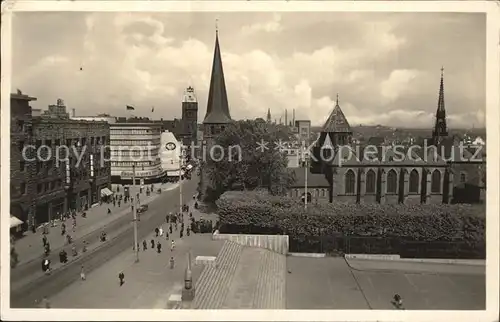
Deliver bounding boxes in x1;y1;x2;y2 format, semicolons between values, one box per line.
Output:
202;27;232;146
199;24;232;200
266;108;271;123
311;94;352;172
181;86;198;150
431;67;448;146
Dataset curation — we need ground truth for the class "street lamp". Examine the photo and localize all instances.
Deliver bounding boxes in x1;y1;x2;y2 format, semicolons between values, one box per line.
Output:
132;164;139;263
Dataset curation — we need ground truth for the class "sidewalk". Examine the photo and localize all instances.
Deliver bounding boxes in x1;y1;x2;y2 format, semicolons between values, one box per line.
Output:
12;183;177;266
49;202;224;309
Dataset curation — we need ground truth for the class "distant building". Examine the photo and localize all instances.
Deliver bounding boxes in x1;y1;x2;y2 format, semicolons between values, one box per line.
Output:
295;120;311;143
10;94;111;230
160;131;183;181
109;120;163;184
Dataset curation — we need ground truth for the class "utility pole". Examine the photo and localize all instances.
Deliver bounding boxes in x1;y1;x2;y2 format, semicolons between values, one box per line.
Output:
132;164;139;263
179;145;183;215
304;149;308;209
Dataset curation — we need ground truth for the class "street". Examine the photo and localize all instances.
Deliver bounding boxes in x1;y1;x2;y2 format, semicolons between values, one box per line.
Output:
10;178;200;308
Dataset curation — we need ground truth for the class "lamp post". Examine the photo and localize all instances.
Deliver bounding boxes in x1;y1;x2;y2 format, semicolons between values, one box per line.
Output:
304;149;308;209
132;164;139;263
179;144;183;216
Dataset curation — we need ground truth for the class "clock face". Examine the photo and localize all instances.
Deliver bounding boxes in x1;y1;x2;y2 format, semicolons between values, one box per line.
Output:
165;142;176;151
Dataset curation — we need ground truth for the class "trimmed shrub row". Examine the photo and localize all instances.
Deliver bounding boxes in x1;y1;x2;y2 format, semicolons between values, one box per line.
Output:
216;191;486;258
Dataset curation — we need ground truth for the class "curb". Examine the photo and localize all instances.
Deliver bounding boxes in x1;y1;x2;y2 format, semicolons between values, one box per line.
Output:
344;254;485;266
288;252;325;258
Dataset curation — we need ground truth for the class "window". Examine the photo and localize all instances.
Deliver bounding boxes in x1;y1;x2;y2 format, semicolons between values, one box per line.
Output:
460;172;467;183
221;126;225;132
387;169;398;194
66;139;72;146
366;169;376;194
19;161;25;172
345;169;356;194
409;169;419;194
55;139;60;146
20;182;26;195
210;125;215;134
431;170;441;193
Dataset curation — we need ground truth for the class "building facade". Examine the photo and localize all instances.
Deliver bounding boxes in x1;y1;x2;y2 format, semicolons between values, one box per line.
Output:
160;131;183;181
10;95;111;229
110;120;164;183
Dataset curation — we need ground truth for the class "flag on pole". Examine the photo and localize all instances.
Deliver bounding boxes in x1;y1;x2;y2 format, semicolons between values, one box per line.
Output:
126;105;135;111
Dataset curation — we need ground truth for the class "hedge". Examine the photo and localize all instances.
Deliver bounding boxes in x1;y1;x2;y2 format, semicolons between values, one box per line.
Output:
216;191;485;244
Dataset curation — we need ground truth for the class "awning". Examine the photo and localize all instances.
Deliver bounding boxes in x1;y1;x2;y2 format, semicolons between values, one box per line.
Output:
100;188;114;197
10;216;23;228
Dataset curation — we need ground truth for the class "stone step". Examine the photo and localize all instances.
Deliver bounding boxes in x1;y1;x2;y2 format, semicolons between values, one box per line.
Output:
193;241;242;309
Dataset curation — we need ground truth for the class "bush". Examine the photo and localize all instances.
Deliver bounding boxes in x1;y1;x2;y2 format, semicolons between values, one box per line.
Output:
216;191;486;258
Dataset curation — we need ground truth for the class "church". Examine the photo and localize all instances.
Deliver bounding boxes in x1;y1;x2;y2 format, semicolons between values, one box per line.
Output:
289;69;486;205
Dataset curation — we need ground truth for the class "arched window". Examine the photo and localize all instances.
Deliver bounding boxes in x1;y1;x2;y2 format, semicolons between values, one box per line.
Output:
366;170;376;194
409;169;419;194
460;172;467;183
345;170;356;194
387;169;398;194
431;170;441;193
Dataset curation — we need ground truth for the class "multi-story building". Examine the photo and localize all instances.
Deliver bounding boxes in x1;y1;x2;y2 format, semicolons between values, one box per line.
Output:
110;119;164;184
160;131;183;181
295;120;311;143
10;95;111;230
10;93;37;232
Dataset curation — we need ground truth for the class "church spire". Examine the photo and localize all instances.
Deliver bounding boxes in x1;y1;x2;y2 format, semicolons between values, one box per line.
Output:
267;108;271;123
432;67;448;145
203;24;232;124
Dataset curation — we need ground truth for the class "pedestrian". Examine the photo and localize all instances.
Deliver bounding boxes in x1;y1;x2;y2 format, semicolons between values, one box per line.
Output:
118;272;125;286
72;222;76;232
169;256;175;269
41;296;51;309
42;235;47;247
179;229;183;239
155;227;159;237
72;245;78;257
118;200;121;207
61;223;66;235
80;265;86;280
151;239;155;249
166;214;170;223
113;199;116;207
44;243;51;256
159;226;164;237
143;240;147;251
165;231;169;240
171;240;175;251
187;227;191;236
107;208;111;215
157;242;162;253
175;222;178;231
169;224;173;234
82;240;88;253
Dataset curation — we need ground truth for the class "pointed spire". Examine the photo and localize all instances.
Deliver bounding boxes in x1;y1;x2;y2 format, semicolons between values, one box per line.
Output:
292;109;295;125
267;108;271;122
432;67;448;144
322;93;351;133
285;109;288;126
203;25;232;124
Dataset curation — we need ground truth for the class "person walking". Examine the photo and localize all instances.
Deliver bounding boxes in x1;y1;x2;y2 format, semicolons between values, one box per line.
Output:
159;226;164;237
157;242;162;253
118;272;125;286
169;256;175;269
165;231;169;241
169;224;173;234
151;239;155;249
42;235;48;247
170;240;175;251
80;265;86;280
155;227;159;237
142;240;147;251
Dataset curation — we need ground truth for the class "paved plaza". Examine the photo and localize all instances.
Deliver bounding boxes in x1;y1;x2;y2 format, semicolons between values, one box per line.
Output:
286;256;485;310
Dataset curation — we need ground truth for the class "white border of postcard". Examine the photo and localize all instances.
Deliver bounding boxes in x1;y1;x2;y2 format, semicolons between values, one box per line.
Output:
1;1;499;321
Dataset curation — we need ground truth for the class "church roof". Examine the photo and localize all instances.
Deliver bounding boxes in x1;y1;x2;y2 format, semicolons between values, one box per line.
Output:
203;31;232;124
322;95;351;133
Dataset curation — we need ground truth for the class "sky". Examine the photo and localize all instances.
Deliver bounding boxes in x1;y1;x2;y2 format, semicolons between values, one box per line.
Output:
11;11;486;128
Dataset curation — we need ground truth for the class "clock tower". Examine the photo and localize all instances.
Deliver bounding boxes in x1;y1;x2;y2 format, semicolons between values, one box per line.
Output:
181;86;198;153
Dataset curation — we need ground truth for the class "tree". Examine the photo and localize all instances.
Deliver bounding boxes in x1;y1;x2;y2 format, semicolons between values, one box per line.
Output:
200;120;296;203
